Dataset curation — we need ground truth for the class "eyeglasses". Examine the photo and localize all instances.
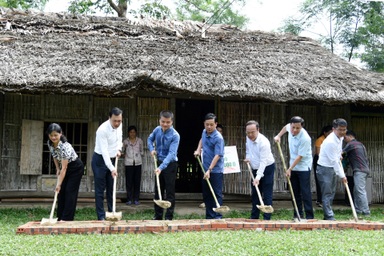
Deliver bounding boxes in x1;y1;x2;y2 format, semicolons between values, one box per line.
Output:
335;127;347;132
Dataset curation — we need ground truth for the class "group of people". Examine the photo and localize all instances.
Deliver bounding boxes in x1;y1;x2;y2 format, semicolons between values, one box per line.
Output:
46;107;371;222
272;117;371;221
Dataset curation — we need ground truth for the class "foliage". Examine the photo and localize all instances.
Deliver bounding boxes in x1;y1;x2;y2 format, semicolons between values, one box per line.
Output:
131;0;172;20
175;0;249;28
358;2;384;72
0;0;47;10
67;0;171;19
1;207;384;255
68;0;119;16
280;0;384;72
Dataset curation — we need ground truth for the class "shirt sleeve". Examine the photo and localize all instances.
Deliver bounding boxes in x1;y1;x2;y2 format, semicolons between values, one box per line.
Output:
97;129;115;171
323;141;345;178
256;139;270;180
214;136;224;157
147;128;156;152
245;140;250;160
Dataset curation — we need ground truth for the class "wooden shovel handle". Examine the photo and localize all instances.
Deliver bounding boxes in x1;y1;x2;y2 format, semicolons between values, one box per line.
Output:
153;155;163;201
196;156;221;208
246;162;265;206
112;157;118;213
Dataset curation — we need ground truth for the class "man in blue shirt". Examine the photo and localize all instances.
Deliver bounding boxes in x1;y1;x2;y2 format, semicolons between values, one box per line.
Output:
148;110;180;220
274;116;314;219
194;113;225;219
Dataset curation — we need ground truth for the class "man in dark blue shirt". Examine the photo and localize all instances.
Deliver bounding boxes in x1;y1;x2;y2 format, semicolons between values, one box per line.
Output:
148;110;180;220
194;113;225;219
343;130;370;216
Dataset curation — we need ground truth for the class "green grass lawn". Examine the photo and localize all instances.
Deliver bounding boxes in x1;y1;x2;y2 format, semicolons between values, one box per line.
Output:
1;207;383;256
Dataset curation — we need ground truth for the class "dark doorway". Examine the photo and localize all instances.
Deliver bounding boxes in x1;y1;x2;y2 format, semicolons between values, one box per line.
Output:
175;99;215;192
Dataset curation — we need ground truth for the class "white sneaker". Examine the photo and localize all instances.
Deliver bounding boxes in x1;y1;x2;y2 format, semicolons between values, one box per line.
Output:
199;202;205;208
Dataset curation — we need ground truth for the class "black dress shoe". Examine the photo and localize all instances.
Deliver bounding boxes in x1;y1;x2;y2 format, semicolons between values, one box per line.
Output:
153;217;162;220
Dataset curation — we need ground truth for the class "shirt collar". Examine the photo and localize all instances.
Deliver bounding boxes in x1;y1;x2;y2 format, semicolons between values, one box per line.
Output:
205;129;217;137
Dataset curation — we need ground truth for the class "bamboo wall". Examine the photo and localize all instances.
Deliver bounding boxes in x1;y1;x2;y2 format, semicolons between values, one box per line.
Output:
350;116;384;203
1;93;383;203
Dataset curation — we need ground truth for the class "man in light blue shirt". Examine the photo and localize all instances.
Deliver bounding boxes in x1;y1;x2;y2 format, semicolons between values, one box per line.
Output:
148;110;180;220
274;116;314;219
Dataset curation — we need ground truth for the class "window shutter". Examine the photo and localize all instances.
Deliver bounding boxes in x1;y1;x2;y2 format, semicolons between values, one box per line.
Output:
20;119;44;175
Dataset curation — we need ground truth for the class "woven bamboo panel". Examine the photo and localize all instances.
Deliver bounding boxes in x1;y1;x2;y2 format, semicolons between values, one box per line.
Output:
351;116;384;203
45;95;88;120
1;94;42;190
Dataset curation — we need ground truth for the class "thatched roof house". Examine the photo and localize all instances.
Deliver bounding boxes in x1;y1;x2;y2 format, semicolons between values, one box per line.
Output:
0;8;383;203
1;8;383;104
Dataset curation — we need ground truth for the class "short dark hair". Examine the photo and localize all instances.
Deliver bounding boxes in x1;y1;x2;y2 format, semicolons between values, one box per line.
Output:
290;116;304;126
217;124;224;130
346;130;356;138
317;125;333;138
245;120;259;129
332;118;347;128
109;107;123;117
204;113;217;122
160;110;174;120
128;125;137;133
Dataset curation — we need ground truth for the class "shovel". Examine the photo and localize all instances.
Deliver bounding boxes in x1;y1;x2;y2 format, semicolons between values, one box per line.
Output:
197;156;230;213
40;181;59;225
153;155;171;209
106;158;122;222
339;161;358;222
276;142;302;222
246;162;274;213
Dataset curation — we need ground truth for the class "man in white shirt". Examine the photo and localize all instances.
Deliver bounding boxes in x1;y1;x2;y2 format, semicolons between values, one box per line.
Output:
274;116;314;220
317;118;348;221
91;107;123;220
244;120;275;220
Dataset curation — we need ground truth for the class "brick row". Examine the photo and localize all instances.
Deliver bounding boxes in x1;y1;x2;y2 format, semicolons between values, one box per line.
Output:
16;219;384;235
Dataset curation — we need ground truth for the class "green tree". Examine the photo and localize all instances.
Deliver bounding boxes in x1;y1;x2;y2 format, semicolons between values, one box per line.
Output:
0;0;47;10
67;0;248;27
68;0;171;19
68;0;128;17
280;0;384;72
358;2;384;72
175;0;248;28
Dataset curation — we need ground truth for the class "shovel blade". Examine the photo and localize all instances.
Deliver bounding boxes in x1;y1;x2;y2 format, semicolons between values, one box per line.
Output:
105;211;122;222
213;205;230;213
257;204;274;213
40;217;58;225
154;199;171;209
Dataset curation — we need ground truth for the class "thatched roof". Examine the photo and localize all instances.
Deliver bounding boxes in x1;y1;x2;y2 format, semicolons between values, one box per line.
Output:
0;8;383;105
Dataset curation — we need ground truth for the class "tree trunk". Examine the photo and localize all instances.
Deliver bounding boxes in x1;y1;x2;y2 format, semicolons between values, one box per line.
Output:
107;0;128;17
